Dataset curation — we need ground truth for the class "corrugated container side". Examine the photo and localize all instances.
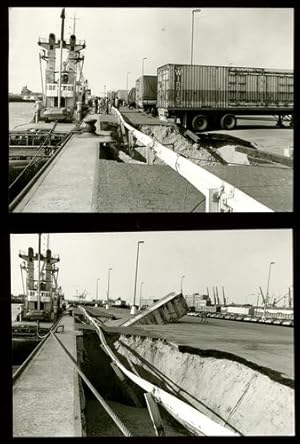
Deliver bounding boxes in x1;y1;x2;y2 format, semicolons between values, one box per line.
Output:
136;75;158;107
128;87;136;103
157;64;293;110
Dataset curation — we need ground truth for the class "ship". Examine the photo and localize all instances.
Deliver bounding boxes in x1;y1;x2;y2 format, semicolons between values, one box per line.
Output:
37;8;90;123
12;234;65;365
9;8;91;204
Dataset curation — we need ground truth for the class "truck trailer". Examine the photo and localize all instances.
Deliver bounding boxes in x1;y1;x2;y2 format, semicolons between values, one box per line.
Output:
136;75;158;112
127;87;136;108
157;63;293;131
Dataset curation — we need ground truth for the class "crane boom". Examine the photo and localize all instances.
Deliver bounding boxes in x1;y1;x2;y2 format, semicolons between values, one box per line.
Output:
259;286;266;304
222;286;226;306
215;286;220;305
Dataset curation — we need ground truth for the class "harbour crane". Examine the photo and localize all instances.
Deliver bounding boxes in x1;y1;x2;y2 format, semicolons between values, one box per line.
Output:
212;287;217;306
259;286;266;305
222;286;227;306
215;286;220;305
272;289;292;307
288;287;292;308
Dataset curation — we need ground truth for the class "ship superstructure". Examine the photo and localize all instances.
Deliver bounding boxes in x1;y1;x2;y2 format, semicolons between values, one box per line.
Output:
38;8;90;122
19;244;62;322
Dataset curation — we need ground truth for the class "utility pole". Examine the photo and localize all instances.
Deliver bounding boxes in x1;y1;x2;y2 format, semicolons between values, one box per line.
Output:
191;9;201;65
131;241;144;315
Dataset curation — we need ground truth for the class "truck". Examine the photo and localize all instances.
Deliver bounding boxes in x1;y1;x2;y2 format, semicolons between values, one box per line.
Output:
127;87;136;108
136;75;158;112
157;63;293;131
116;89;128;104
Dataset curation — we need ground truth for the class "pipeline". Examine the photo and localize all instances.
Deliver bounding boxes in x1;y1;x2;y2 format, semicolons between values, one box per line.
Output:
112;107;273;212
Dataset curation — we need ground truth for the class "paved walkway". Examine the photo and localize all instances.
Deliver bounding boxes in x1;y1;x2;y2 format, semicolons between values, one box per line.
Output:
204;164;293;212
13;316;82;437
14;133;99;212
94;162;205;212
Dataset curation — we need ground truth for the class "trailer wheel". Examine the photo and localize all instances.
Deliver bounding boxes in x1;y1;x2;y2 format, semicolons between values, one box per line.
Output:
220;114;236;130
192;114;209;131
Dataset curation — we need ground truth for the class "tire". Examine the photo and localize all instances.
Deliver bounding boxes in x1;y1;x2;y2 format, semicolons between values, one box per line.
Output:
192;114;209;131
220;114;236;130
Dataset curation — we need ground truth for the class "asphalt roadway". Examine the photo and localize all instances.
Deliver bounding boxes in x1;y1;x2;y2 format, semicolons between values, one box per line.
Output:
206;116;293;156
100;307;294;381
136;316;294;381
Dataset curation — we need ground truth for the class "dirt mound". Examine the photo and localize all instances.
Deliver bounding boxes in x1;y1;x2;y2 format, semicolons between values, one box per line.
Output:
140;125;219;167
114;335;294;436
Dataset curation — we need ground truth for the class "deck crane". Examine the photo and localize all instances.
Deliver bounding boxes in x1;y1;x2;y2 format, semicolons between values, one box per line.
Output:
212;287;217;306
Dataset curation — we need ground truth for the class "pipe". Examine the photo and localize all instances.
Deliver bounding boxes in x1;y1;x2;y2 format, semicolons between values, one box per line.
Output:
111;108;273;213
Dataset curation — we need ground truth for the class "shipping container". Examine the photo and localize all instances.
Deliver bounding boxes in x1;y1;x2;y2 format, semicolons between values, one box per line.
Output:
254;307;293;320
116;89;128;102
136;75;158;111
195;305;221;313
128;87;136;107
226;306;254;315
157;63;293;131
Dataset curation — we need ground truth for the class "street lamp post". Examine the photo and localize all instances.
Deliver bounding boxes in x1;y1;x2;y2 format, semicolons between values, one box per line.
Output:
180;275;185;294
264;261;275;318
95;278;100;307
131;241;144;315
142;57;147;77
191;9;201;65
139;281;144;307
106;268;112;310
126;72;130;90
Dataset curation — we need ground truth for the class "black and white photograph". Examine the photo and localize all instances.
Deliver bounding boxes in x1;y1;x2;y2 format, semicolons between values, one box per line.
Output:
8;7;293;213
11;230;294;436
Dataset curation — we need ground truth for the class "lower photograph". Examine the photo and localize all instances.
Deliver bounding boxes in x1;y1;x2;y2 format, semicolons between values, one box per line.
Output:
10;230;294;437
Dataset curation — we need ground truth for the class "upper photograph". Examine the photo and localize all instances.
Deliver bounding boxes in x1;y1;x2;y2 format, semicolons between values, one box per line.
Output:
8;7;294;213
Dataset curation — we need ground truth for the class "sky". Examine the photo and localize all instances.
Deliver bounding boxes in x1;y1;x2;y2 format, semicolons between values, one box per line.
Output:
9;7;294;95
10;230;293;307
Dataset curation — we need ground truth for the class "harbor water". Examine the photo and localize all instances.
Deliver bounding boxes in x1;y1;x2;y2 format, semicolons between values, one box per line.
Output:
9;102;35;130
12;303;20;322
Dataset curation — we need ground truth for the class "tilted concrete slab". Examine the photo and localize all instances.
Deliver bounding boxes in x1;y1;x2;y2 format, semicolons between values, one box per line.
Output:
120;293;188;327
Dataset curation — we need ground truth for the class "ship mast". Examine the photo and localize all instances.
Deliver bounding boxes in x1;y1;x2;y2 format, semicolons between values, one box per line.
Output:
37;233;41;311
58;8;65;108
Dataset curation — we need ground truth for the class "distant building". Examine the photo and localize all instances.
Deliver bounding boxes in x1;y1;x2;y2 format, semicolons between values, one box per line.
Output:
254;306;293;320
21;85;42;101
